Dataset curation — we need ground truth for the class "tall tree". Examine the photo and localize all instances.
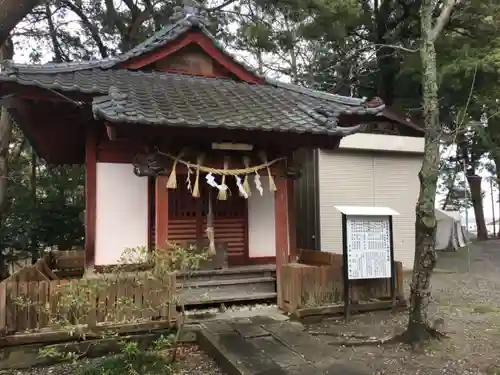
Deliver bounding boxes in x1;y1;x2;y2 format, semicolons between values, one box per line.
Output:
0;38;14;279
403;0;458;344
0;0;41;46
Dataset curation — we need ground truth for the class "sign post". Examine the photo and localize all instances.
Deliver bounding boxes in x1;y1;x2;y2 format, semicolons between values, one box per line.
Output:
335;206;399;320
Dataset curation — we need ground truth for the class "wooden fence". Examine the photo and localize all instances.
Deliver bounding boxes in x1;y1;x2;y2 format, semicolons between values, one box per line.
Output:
0;274;177;337
279;249;405;317
45;250;86;278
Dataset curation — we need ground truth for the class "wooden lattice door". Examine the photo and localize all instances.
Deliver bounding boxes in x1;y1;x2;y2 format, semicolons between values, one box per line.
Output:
167;175;248;265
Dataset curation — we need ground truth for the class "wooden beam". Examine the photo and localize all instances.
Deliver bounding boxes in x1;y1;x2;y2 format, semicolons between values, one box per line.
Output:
155;176;169;248
105;123;117;140
85;126;97;269
122;33;199;70
274;175;289;308
196;36;264;83
121;31;264;84
287;178;297;262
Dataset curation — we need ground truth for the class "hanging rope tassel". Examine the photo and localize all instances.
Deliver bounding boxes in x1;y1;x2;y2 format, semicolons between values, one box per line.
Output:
218;157;229;200
166;151;184;189
242;156;251;197
192;154;204;198
259;151;277;192
206;189;216;256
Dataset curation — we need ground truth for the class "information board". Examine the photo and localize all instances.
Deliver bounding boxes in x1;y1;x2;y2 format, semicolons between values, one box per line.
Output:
345;215;392;279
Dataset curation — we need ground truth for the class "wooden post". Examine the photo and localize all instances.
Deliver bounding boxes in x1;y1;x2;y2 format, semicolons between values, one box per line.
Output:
85;126;97;269
155;176;169;248
0;281;6;333
287;178;297;261
275;176;289;308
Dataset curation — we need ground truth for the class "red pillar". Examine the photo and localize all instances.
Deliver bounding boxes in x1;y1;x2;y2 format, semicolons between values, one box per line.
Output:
275;176;289;307
85;126;97;269
155;176;169;248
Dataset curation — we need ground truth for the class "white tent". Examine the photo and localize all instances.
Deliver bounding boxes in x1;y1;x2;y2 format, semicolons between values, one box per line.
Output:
435;209;469;251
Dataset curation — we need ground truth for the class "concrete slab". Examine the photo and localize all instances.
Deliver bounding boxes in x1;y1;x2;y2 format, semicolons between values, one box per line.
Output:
249;336;309;368
231;321;270;339
197;317;374;375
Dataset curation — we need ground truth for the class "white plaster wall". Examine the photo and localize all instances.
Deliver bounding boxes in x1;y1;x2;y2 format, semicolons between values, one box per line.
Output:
95;163;149;265
248;177;276;258
339;133;424;153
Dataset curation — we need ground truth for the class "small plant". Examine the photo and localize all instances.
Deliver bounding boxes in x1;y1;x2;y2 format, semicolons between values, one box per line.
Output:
14;242;211;371
152;334;175;352
79;352;172;375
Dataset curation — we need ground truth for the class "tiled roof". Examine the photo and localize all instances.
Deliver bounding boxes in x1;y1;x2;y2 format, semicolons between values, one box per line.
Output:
0;68;384;135
0;1;386;136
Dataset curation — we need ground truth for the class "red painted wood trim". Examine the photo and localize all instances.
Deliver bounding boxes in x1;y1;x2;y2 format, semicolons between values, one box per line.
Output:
122;31;264;84
97;149;135;163
85;126;98;269
287;178;297;262
162;68;232;79
196;37;264;84
155;176;169;248
123;33;199;70
243;198;250;264
196;197;203;245
274;175;289;307
248;256;275;265
147;177;152;250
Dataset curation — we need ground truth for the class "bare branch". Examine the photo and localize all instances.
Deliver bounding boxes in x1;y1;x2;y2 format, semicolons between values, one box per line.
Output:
62;0;108;58
205;0;238;12
374;43;418;53
45;4;64;62
430;0;459;41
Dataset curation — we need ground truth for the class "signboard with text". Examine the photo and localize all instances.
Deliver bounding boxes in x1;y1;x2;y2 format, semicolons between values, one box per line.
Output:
335;206;398;320
346;216;392;280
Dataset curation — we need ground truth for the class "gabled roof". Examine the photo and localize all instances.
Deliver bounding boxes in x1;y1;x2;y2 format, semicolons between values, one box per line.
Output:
0;1;387;139
2;2;257;76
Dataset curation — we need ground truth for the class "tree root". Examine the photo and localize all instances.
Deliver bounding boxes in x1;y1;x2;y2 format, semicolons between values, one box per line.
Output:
308;326;449;348
399;325;450;347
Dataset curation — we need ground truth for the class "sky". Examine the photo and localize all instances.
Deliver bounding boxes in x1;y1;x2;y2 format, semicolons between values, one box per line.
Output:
438;145;498;229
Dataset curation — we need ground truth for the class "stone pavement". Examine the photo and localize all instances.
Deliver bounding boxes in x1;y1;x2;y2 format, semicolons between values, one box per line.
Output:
198;316;371;375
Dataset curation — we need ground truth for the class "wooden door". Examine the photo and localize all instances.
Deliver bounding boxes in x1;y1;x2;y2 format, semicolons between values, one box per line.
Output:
167;175;248;265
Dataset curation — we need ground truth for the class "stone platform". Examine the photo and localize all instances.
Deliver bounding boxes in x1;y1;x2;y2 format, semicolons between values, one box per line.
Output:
197;316;371;375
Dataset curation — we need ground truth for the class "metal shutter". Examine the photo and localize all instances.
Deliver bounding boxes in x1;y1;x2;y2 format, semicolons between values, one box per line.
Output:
373;154;421;269
318;150;375;254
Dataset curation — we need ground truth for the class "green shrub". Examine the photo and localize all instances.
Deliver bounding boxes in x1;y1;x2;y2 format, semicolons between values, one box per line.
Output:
78;351;172;375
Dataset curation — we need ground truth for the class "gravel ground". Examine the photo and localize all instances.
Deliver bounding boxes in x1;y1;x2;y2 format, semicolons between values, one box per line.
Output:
304;240;500;375
10;345;223;375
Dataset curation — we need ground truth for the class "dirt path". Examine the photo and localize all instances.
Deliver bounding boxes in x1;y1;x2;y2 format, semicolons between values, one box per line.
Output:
303;240;500;375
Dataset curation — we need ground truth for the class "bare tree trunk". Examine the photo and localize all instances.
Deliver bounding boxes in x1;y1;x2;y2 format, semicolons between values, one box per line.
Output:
403;0;458;345
0;39;14;280
0;0;41;46
495;157;500;237
468;175;488;239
